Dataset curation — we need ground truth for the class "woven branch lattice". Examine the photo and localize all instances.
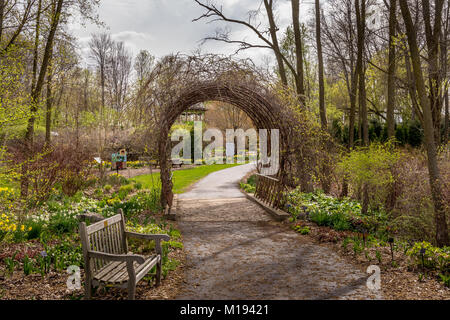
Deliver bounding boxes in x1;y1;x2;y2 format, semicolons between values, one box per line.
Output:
140;54;298;209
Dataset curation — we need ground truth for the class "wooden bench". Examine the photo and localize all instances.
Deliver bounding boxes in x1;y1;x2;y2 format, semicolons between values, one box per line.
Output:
79;209;170;299
254;174;286;209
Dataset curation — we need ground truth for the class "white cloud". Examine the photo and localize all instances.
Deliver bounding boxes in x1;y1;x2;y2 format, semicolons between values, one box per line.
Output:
69;0;310;68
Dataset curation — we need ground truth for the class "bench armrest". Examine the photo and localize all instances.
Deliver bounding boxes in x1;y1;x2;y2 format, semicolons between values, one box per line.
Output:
125;232;170;242
88;250;145;264
124;232;170;255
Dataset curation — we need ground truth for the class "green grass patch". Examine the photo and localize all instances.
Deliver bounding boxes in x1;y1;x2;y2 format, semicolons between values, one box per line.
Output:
131;164;241;194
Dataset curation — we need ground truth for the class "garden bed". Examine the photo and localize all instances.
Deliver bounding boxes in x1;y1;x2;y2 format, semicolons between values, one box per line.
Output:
0;172;186;300
284;189;450;299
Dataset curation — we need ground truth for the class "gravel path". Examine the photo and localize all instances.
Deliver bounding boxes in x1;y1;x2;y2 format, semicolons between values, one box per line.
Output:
175;164;382;300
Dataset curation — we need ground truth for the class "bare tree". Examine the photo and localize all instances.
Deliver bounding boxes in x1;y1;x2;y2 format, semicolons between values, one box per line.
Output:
106;41;132;113
315;0;327;129
89;33;112;115
355;0;369;146
291;0;306;102
386;0;397;138
399;0;449;246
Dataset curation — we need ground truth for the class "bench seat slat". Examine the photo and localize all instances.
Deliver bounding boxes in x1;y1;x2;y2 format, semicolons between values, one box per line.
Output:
99;262;128;283
94;261;122;280
93;255;158;284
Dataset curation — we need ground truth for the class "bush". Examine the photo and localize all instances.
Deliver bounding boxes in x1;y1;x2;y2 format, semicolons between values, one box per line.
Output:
107;173;129;186
285;189;388;234
117;184;135;200
47;211;78;235
337;141;400;212
406;241;450;274
240;182;255;193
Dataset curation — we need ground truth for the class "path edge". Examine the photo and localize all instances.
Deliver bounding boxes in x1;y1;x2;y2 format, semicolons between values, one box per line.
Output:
244;192;290;221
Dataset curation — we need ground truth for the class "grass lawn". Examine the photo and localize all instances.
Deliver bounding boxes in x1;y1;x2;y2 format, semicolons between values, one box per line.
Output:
131;163;241;194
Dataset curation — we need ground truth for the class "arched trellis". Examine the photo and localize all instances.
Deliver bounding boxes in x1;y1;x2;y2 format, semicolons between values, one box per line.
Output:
140;54;297;210
158;80;292;210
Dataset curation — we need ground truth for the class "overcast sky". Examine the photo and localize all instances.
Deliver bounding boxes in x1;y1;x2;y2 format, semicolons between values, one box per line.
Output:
69;0;314;68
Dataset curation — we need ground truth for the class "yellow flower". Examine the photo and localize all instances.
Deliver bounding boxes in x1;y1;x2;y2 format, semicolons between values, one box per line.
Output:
20;225;25;232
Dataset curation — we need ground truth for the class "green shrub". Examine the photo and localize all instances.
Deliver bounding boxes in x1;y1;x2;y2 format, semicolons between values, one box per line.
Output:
337;141;400;212
293;225;310;235
46;241;84;271
47;211;78;235
107;173;129;186
284;190;387;233
24;219;45;240
406;241;450;274
240;182;255;193
118;184;135;200
247;174;257;187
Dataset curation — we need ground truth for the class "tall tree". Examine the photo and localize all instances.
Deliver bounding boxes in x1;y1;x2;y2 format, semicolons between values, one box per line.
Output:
315;0;327;129
89;33;112;117
399;0;449;246
291;0;306;103
422;0;445;144
355;0;369;146
193;0;299;90
386;0;397;138
264;0;288;86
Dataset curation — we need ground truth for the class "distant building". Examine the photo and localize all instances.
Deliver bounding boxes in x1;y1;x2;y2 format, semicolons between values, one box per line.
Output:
178;103;207;122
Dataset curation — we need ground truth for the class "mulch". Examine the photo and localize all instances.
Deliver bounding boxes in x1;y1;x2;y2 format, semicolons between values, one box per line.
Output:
289;220;450;300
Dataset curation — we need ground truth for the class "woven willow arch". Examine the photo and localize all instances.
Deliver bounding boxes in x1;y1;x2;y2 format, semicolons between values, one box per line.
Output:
144;55;294;209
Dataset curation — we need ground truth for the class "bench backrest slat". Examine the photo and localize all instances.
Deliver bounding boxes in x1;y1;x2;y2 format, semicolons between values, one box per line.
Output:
80;212;128;274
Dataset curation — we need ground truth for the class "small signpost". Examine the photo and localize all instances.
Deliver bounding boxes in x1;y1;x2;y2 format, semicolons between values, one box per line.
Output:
111;149;127;172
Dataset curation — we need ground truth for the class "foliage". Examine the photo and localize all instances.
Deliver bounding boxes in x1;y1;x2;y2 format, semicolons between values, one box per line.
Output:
240;182;255;194
285;189;388;234
293;225;310;235
337;141;401;210
406;241;450;274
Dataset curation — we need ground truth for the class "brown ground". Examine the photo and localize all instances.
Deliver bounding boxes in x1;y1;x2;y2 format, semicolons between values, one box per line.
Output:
290;221;450;300
175;198;382;300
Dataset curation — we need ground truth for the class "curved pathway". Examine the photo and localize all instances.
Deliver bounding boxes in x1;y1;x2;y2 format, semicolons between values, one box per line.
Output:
175;164;381;299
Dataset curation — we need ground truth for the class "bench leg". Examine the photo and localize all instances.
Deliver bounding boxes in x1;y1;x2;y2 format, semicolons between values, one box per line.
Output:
84;277;92;299
128;281;136;300
156;259;162;286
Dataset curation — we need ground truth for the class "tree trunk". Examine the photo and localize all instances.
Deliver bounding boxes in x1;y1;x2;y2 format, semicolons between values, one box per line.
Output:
264;0;288;86
45;52;53;145
291;0;306;104
0;0;5;42
404;53;422;122
422;0;444;145
348;1;358;149
21;0;64;198
387;0;397;139
316;0;327;129
399;0;449;246
355;0;369;146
